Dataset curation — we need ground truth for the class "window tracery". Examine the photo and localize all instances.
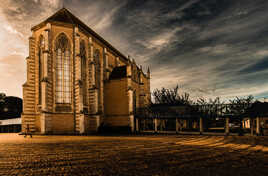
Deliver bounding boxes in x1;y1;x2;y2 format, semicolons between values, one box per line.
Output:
80;40;87;106
55;33;71;104
94;49;100;88
38;35;45;104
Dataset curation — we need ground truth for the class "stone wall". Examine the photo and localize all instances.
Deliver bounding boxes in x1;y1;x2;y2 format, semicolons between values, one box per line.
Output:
22;17;150;134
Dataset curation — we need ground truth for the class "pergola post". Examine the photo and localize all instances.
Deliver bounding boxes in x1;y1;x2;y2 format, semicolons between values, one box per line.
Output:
154;118;158;133
176;118;179;134
256;117;260;136
250;118;254;136
225;117;230;135
199;117;203;134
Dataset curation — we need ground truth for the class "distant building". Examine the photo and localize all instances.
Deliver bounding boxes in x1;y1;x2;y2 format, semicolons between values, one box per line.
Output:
22;8;150;134
0;94;22;133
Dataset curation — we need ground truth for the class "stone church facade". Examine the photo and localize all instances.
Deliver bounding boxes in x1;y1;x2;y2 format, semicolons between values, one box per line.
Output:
22;8;150;134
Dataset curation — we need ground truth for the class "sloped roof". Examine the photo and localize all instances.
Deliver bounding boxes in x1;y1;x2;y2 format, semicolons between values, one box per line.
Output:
109;66;127;80
248;101;268;116
32;8;91;29
32;8;128;62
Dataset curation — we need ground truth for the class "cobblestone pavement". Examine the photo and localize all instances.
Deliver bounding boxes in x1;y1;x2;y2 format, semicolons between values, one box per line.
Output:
0;134;268;176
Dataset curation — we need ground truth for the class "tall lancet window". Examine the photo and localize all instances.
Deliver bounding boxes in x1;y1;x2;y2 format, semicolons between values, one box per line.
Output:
133;90;136;114
94;49;101;111
55;33;71;104
93;49;100;88
80;40;87;106
38;35;45;104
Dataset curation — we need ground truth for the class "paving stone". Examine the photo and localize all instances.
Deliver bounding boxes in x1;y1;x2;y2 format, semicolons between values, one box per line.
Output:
0;134;268;175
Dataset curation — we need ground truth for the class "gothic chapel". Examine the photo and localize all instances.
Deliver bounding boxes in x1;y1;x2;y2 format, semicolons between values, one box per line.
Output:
22;8;150;134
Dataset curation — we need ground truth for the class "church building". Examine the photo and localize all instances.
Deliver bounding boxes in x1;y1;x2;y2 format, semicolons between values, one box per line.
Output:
22;8;150;134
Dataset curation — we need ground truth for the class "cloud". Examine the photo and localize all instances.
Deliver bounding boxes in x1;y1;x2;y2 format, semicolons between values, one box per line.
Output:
1;0;268;101
3;25;23;38
198;44;230;55
239;58;268;74
255;50;268;57
145;27;183;49
93;3;125;31
0;54;26;97
1;0;62;37
0;14;27;59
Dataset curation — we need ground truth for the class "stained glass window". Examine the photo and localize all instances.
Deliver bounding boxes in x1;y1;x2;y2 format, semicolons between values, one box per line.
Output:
39;35;45;104
55;34;71;104
94;49;101;112
80;40;87;106
94;49;100;89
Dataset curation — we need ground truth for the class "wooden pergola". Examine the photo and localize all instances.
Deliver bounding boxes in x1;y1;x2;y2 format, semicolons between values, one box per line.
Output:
134;102;268;135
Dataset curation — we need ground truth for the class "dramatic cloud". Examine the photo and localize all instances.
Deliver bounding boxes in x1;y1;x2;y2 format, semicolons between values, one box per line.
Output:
0;54;26;97
1;0;268;101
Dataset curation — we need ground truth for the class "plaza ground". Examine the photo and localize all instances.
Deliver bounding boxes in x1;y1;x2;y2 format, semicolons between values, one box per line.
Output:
0;134;268;175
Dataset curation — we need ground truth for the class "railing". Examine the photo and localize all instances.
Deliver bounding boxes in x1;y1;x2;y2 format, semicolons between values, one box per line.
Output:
134;104;268;136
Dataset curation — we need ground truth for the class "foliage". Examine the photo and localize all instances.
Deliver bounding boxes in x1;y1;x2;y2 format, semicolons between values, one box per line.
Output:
195;97;225;118
0;93;6;103
152;85;192;105
0;96;23;119
149;85;258;120
227;95;255;135
228;95;255;117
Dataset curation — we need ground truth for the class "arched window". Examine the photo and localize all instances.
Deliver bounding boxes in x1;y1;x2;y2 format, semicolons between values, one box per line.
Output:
80;40;87;106
55;33;71;104
93;49;100;89
133;90;136;114
38;35;45;104
93;49;101;111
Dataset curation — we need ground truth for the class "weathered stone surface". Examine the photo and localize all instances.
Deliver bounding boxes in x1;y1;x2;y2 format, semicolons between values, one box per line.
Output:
22;8;150;134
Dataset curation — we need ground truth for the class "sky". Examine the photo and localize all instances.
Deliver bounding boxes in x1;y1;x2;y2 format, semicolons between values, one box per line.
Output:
1;0;268;101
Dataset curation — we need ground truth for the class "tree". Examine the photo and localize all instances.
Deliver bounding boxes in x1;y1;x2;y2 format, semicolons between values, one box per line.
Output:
0;95;23;120
152;85;192;105
195;97;225;130
0;93;6;103
228;95;255;135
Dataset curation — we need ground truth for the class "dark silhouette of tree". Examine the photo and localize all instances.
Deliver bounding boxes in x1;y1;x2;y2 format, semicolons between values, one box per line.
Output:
152;85;192;105
228;95;255;135
0;93;6;103
195;97;225;130
0;96;22;120
138;84;259;135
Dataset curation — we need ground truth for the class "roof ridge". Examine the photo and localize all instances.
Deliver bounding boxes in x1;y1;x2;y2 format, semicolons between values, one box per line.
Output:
31;7;134;65
63;8;75;24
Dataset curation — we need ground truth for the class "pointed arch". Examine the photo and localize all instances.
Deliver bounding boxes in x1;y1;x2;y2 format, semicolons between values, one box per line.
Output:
55;33;70;52
55;33;71;104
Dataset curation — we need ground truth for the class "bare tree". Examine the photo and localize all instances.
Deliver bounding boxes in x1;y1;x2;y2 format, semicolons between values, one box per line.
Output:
152;85;192;105
228;95;255;135
195;97;225;130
